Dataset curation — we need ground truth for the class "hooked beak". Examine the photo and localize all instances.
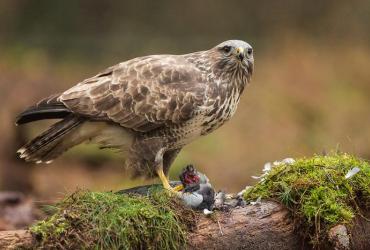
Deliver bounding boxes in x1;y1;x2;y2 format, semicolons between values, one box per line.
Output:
235;47;245;61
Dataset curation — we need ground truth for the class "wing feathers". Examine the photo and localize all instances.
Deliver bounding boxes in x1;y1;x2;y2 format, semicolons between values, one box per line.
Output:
59;55;207;132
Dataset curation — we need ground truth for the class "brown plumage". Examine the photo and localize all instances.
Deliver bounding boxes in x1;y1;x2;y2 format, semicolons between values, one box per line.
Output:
16;40;254;192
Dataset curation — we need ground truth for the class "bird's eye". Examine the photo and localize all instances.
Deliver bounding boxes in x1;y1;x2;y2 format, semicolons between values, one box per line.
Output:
222;46;231;53
247;48;253;56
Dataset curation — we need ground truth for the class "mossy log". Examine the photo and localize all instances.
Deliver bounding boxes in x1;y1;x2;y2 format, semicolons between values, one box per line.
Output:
1;153;369;249
0;200;369;249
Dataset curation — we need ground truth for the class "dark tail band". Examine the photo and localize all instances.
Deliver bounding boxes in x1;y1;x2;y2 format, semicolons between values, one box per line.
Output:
16;94;71;125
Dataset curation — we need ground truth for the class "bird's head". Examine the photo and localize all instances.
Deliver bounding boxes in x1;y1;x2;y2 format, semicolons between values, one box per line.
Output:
212;40;254;82
180;164;200;185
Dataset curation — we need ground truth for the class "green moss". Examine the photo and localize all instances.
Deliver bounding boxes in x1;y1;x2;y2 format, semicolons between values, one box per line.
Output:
244;153;370;244
30;188;196;249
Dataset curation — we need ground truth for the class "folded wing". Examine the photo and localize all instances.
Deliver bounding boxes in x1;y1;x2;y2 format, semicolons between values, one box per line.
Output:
59;55;207;132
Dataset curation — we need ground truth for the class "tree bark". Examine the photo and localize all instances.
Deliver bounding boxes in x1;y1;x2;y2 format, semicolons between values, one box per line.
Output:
188;201;306;250
0;230;34;249
0;201;368;249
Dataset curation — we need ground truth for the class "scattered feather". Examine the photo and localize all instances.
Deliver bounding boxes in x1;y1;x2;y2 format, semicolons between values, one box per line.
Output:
273;158;295;166
237;186;252;197
250;196;261;206
203;209;213;215
345;167;360;179
282;158;295;164
263;162;272;173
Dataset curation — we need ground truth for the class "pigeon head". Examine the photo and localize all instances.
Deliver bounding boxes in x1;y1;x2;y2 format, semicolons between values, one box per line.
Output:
180;164;200;185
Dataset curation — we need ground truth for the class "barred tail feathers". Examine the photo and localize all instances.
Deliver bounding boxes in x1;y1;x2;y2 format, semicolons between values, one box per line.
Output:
17;115;84;163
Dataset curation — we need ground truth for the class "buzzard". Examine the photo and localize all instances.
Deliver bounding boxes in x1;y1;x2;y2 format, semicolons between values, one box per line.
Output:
16;40;254;192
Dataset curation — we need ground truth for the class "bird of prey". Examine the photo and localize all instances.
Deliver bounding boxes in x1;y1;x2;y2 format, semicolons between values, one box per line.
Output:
16;40;254;193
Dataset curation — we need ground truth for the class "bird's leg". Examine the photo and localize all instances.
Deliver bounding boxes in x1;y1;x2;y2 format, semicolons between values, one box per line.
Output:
155;148;180;193
156;167;172;190
156;168;184;192
162;170;184;192
162;149;184;192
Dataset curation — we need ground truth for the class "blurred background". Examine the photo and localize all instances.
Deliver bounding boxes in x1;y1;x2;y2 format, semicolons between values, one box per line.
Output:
0;0;370;204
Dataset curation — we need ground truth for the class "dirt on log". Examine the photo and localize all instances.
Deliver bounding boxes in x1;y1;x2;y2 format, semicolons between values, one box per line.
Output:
0;200;369;249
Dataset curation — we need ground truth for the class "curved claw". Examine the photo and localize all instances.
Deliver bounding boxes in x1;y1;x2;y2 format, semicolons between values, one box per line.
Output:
156;168;184;194
172;184;184;192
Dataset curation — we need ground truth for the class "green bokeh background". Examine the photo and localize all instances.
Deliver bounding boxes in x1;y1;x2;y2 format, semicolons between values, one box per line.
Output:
0;0;369;196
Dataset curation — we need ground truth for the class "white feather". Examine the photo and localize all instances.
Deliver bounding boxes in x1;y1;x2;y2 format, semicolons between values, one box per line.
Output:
345;167;360;179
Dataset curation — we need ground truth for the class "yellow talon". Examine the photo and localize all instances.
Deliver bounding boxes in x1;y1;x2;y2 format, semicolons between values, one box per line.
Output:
156;168;184;193
172;184;184;192
156;168;173;191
